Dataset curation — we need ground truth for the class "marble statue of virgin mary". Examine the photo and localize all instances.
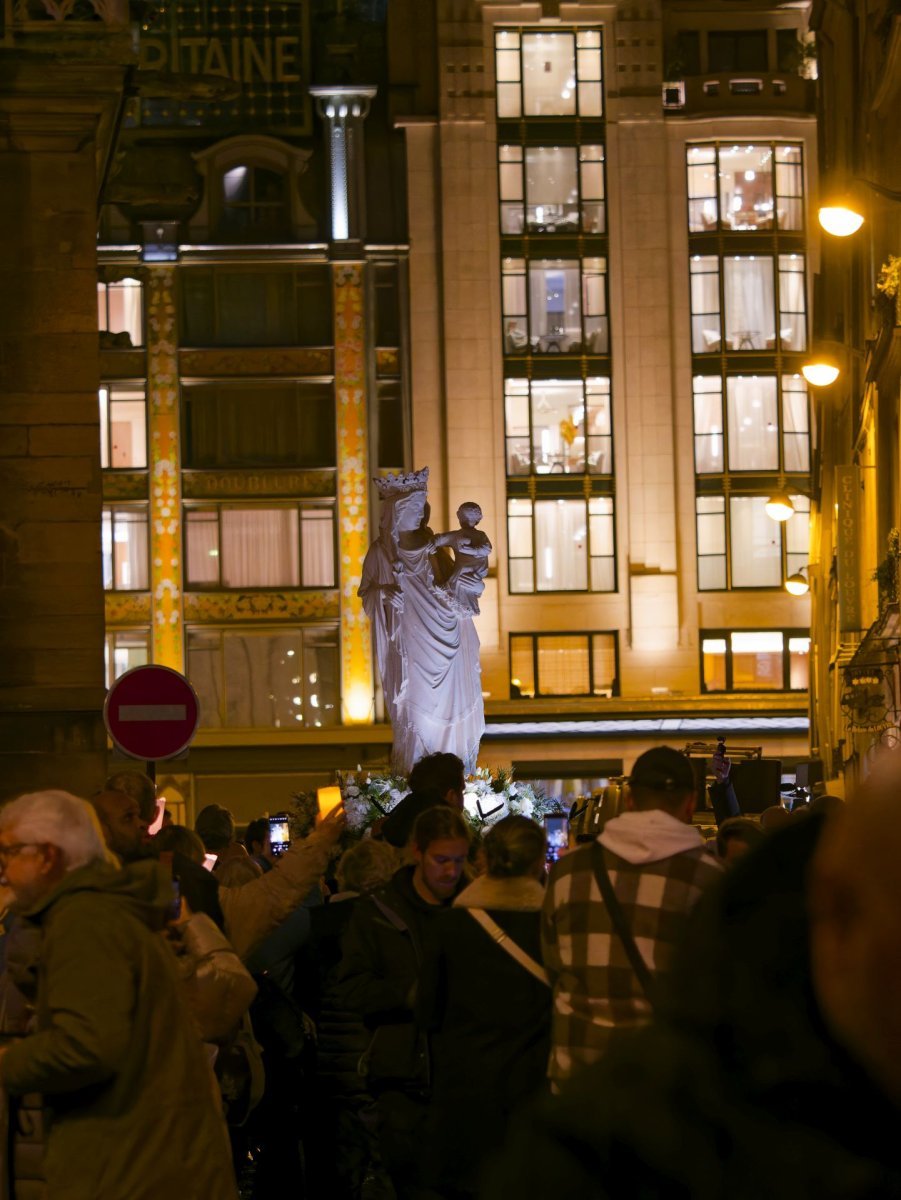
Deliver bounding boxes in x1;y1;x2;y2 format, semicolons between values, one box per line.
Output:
358;467;484;776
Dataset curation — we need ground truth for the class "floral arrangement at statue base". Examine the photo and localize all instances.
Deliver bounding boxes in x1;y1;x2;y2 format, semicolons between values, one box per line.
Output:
289;766;556;847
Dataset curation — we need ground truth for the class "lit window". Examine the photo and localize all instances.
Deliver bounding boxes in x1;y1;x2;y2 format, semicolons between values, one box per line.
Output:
686;143;805;234
504;377;612;477
510;632;618;698
104;630;150;687
495;29;603;119
99;386;147;469
102;508;149;591
723;256;775;350
501;257;608;355
689;256;722;353
97;278;143;347
701;629;810;692
695;494;810;590
184;505;335;590
693;374;810;475
778;254;807;351
187;628;339;729
507;496;615;593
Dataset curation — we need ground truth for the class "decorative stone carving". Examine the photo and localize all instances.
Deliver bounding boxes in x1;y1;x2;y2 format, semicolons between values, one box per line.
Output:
359;467;485;776
183;590;339;623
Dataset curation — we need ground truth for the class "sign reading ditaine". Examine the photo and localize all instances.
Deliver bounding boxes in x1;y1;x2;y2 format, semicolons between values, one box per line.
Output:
104;665;200;762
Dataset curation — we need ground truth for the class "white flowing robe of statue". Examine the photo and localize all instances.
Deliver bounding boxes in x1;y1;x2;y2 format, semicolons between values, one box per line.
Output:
359;486;484;776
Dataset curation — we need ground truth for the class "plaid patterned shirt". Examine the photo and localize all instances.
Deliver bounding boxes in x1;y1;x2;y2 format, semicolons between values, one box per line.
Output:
542;835;722;1085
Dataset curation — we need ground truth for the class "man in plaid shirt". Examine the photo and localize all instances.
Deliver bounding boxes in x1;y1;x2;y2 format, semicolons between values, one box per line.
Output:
542;746;722;1086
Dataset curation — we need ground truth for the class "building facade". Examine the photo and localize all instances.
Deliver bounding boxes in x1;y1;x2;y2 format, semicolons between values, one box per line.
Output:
2;0;819;816
807;0;901;792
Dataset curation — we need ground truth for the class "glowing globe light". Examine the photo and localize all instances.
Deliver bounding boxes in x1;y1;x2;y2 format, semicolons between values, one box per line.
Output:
818;204;865;237
785;572;810;596
765;490;795;522
802;357;841;387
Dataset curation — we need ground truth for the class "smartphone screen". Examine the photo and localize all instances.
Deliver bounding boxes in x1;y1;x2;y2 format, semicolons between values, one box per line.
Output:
168;877;181;923
268;815;292;857
317;786;343;819
544;814;570;865
202;853;218;873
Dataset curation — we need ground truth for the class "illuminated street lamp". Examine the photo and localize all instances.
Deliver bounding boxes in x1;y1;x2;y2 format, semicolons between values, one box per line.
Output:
785;570;810;596
802;354;841;387
818;204;865;237
765;490;796;522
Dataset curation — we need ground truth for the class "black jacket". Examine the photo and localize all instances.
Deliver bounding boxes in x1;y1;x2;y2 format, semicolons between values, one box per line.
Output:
416;874;551;1194
336;866;461;1092
485;816;901;1200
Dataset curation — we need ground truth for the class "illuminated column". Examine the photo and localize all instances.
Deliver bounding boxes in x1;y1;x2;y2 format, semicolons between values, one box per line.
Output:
146;266;184;671
309;86;377;243
334;263;374;723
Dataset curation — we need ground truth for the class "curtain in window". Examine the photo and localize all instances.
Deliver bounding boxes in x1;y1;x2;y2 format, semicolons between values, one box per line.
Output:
729;496;781;587
221;509;300;588
107;281;143;346
224;633;302;727
301;511;335;586
529;264;581;349
723;258;775;350
186;514;220;586
535;499;588;590
727;376;778;470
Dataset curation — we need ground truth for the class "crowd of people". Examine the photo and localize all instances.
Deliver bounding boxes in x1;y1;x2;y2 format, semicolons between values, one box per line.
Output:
0;745;899;1199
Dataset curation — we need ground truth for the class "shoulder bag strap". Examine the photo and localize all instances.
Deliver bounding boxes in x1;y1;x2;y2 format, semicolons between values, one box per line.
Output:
467;909;550;987
590;842;656;1008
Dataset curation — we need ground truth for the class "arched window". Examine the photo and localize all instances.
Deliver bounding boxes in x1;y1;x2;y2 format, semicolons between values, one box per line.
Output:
219;164;290;239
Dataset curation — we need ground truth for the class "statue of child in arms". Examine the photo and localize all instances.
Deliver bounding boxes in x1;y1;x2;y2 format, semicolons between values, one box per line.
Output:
431;501;492;616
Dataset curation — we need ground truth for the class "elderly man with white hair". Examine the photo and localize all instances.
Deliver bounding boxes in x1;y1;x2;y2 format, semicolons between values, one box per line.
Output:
0;790;238;1200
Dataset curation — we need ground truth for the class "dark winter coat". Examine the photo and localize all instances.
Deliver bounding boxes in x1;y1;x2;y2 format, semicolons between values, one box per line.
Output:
416;873;551;1195
0;860;238;1200
485;816;901;1200
336;865;461;1093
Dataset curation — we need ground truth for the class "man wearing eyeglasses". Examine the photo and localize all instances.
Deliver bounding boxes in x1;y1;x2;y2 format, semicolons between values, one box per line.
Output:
0;790;238;1200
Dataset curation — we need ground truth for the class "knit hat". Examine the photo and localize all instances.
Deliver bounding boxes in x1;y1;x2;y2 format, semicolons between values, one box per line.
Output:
628;746;695;793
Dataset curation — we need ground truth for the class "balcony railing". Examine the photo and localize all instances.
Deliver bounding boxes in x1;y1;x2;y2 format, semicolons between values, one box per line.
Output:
666;73;815;117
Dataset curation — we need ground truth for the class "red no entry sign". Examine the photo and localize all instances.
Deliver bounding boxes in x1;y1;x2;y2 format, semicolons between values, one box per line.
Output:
104;665;200;761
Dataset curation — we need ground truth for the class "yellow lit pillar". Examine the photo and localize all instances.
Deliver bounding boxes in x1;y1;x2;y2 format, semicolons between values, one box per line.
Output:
334;262;374;722
146;266;184;671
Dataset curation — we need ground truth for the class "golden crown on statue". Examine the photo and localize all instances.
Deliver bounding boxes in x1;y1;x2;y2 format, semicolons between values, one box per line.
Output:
373;467;430;498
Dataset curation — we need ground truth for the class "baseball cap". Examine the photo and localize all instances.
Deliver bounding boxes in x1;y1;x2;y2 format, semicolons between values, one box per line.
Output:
628;746;695;793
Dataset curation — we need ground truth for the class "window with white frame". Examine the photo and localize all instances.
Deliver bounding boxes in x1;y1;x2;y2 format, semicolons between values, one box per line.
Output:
701;629;810;692
695;493;810;590
692;374;810;475
495;29;603;120
187;626;339;729
184;505;335;590
99;386;147;469
510;631;618;697
507;496;615;593
102;507;149;591
686;143;805;233
504;377;612;476
97;278;144;347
